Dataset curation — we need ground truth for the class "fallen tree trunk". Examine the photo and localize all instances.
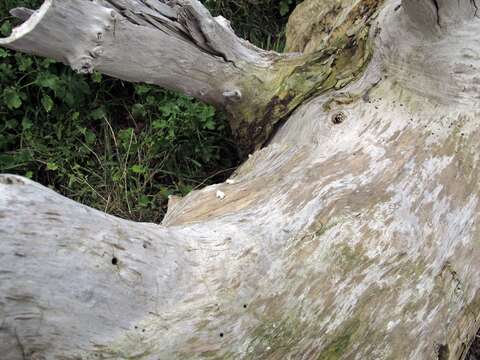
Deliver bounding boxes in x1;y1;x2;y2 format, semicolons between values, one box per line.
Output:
1;0;480;359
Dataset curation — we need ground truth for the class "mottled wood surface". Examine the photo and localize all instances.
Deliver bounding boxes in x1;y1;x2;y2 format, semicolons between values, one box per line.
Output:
1;0;480;359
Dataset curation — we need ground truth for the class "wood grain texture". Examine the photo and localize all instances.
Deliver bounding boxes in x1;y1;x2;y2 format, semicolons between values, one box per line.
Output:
1;0;480;359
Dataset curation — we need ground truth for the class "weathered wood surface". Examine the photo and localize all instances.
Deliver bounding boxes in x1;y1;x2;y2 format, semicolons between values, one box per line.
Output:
1;0;480;359
0;0;381;152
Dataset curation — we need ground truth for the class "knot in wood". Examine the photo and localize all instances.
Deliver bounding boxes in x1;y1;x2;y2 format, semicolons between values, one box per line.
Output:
331;111;346;124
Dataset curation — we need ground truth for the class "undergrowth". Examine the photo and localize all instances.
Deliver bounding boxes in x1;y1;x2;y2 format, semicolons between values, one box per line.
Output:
205;0;302;51
0;0;297;222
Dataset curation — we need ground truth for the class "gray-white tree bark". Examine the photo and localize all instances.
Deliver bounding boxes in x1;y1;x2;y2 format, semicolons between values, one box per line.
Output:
1;0;480;359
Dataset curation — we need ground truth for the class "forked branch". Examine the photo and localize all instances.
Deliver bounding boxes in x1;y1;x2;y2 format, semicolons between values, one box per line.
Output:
0;0;381;152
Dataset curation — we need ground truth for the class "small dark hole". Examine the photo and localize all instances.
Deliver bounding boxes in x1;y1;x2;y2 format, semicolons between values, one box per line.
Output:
243;304;247;309
143;243;147;249
111;257;118;265
219;333;224;337
142;329;146;332
437;343;449;360
332;112;346;124
134;326;138;329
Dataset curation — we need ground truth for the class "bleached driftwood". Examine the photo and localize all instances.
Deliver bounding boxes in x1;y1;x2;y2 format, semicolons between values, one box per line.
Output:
1;0;480;358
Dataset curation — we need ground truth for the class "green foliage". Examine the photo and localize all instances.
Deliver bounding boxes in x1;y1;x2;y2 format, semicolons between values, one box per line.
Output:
204;0;301;51
0;0;298;222
0;1;238;222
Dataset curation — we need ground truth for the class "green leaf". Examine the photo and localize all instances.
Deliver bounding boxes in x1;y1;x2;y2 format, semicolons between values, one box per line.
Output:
5;119;18;129
159;187;173;199
138;195;150;207
130;164;146;174
135;84;151;95
204;119;216;130
15;54;33;71
41;95;54;112
21;117;33;131
90;107;106;120
36;72;60;90
0;49;8;58
132;103;146;119
279;0;292;16
91;71;102;83
0;21;12;37
47;162;59;171
118;128;134;146
84;129;96;145
3;88;22;110
153;119;167;129
40;58;56;68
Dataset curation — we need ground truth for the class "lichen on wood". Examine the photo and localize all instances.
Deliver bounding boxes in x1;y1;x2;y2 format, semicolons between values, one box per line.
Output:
229;0;383;152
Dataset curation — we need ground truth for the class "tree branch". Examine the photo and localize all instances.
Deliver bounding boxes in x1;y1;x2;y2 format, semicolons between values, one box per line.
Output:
0;0;263;107
2;0;480;358
0;0;383;153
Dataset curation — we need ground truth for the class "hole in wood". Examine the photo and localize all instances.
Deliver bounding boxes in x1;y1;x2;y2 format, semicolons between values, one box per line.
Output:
437;343;449;360
332;111;346;124
111;257;118;265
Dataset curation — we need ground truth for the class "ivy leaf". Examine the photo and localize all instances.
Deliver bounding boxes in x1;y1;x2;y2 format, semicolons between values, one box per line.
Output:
0;48;9;58
41;95;54;113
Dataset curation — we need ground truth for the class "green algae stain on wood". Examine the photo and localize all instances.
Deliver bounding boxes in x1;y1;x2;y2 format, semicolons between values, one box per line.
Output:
245;312;306;359
317;320;361;360
228;0;384;154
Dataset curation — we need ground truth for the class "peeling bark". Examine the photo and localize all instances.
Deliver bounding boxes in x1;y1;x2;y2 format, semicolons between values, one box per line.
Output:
1;0;480;359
